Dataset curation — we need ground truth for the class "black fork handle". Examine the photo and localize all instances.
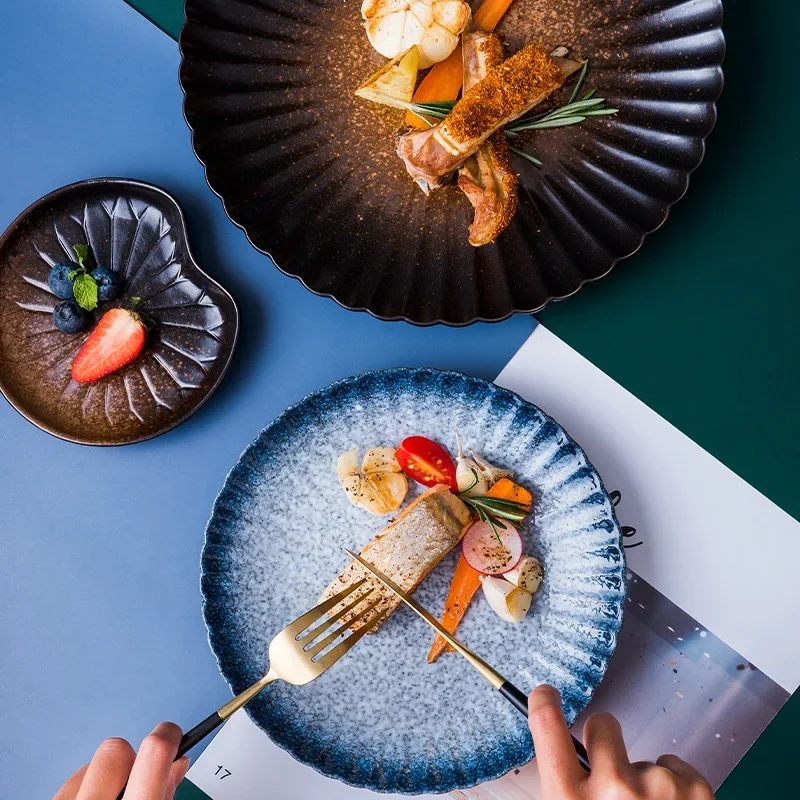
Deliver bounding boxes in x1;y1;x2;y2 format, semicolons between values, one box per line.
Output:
116;711;223;798
499;681;590;772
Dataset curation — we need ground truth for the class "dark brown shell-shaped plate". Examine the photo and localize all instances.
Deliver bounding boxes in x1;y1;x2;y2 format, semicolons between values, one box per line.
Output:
180;0;724;325
0;178;239;445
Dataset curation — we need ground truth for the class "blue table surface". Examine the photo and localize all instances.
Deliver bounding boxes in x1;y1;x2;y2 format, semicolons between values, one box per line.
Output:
0;1;534;796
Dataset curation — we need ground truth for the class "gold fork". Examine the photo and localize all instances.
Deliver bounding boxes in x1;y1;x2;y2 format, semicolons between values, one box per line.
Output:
119;579;383;797
176;578;384;756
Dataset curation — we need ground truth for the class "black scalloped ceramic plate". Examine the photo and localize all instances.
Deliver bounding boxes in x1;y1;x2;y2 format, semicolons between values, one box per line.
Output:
0;178;239;445
179;0;724;326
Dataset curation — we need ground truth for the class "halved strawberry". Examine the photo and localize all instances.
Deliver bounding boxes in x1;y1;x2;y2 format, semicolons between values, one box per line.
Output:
71;308;146;383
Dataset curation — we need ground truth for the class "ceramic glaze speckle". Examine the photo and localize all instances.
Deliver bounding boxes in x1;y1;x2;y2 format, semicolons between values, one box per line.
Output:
203;369;625;793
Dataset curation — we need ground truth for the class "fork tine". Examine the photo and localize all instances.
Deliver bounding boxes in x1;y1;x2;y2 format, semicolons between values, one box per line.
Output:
297;586;375;645
285;578;367;637
312;604;391;671
305;595;384;658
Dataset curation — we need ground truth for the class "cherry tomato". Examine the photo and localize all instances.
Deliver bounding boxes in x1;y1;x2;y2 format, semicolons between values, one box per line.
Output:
396;436;458;492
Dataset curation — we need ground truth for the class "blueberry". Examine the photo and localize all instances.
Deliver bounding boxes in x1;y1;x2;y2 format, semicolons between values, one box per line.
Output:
48;261;76;299
90;266;122;301
53;299;91;334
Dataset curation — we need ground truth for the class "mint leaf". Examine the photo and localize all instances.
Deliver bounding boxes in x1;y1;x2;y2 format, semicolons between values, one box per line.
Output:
73;273;98;311
68;270;78;281
72;243;89;269
129;296;142;307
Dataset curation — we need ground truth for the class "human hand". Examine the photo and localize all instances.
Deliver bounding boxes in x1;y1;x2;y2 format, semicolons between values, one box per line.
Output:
53;722;190;800
528;685;715;800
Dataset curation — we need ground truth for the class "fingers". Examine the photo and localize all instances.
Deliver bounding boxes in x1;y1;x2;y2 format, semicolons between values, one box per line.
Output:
124;722;182;800
656;754;712;786
54;764;89;800
164;757;192;800
528;685;585;796
583;712;630;777
76;738;136;800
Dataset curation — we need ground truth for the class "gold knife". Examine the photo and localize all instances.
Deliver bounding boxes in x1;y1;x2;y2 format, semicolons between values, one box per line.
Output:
344;548;590;771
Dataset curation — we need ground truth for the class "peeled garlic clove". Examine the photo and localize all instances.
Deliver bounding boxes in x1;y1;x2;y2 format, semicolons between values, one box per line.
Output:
417;25;459;69
481;575;532;623
361;447;402;474
366;472;408;513
454;431;488;496
358;475;392;514
339;473;363;506
505;555;543;594
337;448;358;480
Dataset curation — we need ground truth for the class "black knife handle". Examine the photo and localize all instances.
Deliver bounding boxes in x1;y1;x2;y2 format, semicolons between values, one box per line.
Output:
499;681;590;772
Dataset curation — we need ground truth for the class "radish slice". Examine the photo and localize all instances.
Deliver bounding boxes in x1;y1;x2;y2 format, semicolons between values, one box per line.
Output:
461;521;522;575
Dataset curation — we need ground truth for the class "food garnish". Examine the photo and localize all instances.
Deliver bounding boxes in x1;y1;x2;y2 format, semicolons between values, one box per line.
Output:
52;299;91;335
504;554;543;594
396;435;459;492
68;244;99;312
462;519;522;575
427;552;482;663
480;574;532;623
71;305;146;383
405;0;516;128
337;446;408;514
362;0;470;69
355;47;420;109
470;450;514;488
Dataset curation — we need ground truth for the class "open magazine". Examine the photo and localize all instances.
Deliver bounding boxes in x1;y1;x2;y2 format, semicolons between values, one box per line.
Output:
176;324;800;800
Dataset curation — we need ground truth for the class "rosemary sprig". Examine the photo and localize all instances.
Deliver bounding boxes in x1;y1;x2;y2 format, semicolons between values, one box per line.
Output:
506;95;619;133
403;100;455;125
507;145;542;166
569;59;589;103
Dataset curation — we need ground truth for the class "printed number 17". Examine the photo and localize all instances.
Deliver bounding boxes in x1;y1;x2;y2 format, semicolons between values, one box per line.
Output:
215;766;232;780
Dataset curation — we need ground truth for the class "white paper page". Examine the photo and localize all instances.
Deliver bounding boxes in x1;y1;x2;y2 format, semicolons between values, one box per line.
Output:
496;325;800;693
187;709;440;800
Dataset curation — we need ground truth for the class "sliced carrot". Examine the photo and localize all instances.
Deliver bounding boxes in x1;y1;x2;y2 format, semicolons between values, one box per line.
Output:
405;44;464;128
473;0;516;32
428;553;483;663
405;0;517;128
486;477;533;509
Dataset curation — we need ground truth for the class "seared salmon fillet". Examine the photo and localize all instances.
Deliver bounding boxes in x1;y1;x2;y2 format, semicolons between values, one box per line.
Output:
320;484;472;631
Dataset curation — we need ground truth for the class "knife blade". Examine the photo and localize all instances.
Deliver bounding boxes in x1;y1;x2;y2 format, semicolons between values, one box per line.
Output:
344;547;590;771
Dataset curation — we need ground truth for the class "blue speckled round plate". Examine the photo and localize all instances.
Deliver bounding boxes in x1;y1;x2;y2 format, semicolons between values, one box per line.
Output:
203;369;625;794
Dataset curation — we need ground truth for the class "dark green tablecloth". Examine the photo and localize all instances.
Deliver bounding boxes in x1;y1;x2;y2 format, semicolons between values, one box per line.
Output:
128;0;800;796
